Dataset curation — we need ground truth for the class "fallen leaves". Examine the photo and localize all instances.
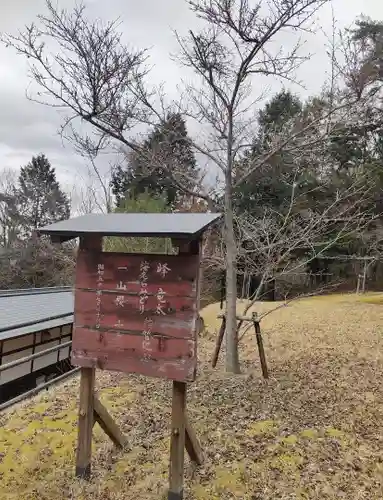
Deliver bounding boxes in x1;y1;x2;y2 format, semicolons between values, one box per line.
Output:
1;294;383;498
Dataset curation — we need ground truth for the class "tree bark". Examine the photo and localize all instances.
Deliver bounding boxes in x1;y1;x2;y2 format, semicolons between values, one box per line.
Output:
224;165;240;374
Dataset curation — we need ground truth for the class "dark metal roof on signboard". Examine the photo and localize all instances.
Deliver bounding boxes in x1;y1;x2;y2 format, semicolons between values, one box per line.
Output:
38;212;222;242
0;287;74;341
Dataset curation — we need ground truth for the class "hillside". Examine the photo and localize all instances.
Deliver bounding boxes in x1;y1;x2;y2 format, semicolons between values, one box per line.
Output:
1;294;383;499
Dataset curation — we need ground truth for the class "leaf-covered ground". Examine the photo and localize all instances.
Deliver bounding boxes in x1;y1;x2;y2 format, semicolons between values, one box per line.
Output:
1;293;383;499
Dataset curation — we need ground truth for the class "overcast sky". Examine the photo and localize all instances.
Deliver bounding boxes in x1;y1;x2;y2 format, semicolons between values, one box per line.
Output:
0;0;382;200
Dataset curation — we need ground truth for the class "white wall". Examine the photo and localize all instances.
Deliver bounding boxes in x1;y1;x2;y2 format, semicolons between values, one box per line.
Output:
0;324;72;385
59;324;71;361
1;334;33;385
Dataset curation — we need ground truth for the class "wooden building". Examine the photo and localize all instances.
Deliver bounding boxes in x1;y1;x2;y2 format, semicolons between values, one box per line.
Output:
0;286;74;404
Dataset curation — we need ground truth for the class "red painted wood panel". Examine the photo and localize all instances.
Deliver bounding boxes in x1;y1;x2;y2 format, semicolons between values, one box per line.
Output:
75;292;197;339
75;290;196;339
72;349;197;382
73;251;200;382
76;250;199;293
74;327;196;359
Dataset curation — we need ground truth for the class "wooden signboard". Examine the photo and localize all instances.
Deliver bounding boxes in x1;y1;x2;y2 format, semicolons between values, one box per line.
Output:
73;249;200;383
38;212;222;499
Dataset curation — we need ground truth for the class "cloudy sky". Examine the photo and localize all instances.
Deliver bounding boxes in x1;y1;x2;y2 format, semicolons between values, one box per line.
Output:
0;0;382;201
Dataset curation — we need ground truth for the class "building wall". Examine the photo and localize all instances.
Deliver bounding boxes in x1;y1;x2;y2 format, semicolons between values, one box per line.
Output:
0;324;72;385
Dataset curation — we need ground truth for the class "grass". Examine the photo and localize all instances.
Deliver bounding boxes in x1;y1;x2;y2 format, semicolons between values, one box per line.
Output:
1;293;383;499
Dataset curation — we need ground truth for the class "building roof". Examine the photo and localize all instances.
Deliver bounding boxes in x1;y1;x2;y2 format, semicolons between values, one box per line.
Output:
0;287;74;341
38;212;222;243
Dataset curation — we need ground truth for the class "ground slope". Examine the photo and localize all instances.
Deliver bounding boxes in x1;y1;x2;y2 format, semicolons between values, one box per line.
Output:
1;294;383;499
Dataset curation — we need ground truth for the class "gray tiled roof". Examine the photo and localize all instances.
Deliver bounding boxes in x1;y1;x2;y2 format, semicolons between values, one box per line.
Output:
0;287;74;341
38;212;222;242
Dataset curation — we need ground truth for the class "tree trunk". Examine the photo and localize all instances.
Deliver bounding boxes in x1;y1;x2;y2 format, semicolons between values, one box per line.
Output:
224;170;240;374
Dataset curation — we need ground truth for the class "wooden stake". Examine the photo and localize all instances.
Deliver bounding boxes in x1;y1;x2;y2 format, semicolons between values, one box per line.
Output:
168;381;187;500
241;271;247;299
362;259;368;293
185;415;203;465
211;315;226;368
253;313;269;379
93;396;127;448
220;270;225;310
246;273;251;299
356;273;361;294
76;367;95;479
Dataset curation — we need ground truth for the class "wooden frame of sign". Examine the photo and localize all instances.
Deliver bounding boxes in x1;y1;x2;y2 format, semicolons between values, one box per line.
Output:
73;234;203;500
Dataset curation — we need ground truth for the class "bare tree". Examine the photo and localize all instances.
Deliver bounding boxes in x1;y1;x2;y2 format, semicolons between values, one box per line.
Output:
241;179;375;297
0;1;214;204
173;0;339;372
2;0;362;373
68;158;114;215
206;167;379;345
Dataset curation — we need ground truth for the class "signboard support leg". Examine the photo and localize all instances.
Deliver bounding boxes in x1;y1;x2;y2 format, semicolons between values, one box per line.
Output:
93;395;127;448
76;367;95;479
168;380;187;500
168;382;204;499
185;415;203;465
76;379;127;480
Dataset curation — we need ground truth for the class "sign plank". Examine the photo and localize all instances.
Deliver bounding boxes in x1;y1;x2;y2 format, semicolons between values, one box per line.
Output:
76;250;199;291
74;327;196;360
75;290;196;338
72;349;197;382
73;251;200;382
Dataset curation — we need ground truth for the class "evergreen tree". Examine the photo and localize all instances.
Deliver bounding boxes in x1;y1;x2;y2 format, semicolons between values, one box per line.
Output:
234;90;303;215
258;90;302;141
328;19;383;216
350;18;383;96
111;113;198;207
15;154;70;235
104;190;173;254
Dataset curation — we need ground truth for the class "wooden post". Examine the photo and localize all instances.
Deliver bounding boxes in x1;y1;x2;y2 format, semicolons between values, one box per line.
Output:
76;367;95;478
252;313;269;379
168;381;187;500
211;315;226;368
75;234;102;479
